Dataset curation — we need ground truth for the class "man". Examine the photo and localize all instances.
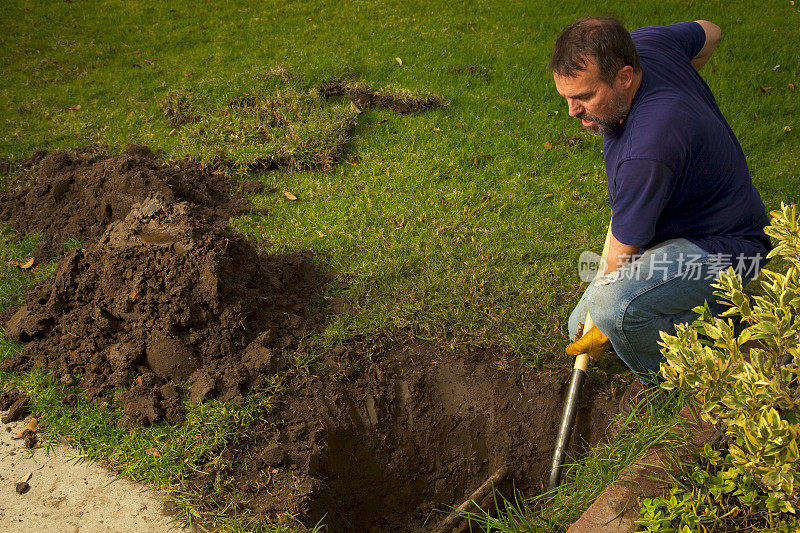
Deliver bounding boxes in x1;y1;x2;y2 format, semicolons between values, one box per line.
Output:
549;18;771;401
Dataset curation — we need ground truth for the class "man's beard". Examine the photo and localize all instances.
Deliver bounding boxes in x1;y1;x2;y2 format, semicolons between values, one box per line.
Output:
579;92;630;136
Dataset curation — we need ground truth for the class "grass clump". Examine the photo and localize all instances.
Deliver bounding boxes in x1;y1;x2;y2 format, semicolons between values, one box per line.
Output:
316;78;449;114
161;86;359;171
158;90;200;127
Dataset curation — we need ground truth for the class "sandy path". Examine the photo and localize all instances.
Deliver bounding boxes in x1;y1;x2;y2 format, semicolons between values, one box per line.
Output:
0;410;186;533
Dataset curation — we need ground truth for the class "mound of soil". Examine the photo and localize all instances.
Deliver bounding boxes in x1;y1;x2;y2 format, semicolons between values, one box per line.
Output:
190;342;618;532
0;145;251;261
2;197;329;425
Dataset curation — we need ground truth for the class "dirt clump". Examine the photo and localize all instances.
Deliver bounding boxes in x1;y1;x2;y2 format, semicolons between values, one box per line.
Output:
2;197;329;426
188;341;618;532
316;79;449;115
0;145;252;261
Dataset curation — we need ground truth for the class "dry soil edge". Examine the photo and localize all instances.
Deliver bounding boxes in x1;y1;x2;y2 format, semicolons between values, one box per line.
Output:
0;410;186;533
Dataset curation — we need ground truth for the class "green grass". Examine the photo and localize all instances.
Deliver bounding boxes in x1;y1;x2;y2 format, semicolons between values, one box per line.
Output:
1;0;798;530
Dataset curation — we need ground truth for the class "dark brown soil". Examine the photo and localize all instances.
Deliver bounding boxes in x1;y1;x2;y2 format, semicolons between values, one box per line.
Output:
0;144;251;262
2;196;329;425
188;341;619;532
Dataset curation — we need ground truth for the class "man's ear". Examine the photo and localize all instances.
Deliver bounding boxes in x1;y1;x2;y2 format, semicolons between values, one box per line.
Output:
616;65;634;89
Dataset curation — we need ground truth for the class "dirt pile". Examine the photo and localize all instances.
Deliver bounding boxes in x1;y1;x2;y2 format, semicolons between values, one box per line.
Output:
2;196;328;426
191;342;617;532
0;145;251;261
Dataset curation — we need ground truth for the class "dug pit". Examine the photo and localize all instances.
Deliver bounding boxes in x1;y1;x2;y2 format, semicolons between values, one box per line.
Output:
194;342;617;532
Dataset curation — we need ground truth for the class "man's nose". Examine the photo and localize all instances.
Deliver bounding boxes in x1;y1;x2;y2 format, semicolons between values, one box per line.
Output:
567;99;583;117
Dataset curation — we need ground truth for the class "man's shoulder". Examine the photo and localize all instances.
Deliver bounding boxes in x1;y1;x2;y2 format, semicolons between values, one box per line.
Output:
631;22;706;61
610;98;694;165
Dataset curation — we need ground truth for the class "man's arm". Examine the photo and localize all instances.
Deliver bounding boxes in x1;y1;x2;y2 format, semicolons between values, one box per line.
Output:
604;232;640;275
691;20;721;71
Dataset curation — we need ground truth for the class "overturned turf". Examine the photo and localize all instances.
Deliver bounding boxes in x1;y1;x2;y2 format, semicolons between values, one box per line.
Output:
0;145;252;261
2;196;329;426
188;341;618;532
316;79;449;114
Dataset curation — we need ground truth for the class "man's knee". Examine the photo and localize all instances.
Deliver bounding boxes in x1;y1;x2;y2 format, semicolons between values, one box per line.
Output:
586;286;625;339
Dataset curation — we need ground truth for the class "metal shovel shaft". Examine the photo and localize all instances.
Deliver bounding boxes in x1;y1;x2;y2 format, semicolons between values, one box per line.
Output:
547;362;586;491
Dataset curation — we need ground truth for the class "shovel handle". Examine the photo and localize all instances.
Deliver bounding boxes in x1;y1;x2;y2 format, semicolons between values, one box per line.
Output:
547;314;594;492
547;220;612;492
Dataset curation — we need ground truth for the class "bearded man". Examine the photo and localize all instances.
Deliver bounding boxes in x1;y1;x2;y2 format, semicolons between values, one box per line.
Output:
549;18;771;404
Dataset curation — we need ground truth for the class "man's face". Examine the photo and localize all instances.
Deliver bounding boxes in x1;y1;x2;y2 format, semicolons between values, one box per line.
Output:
553;59;630;136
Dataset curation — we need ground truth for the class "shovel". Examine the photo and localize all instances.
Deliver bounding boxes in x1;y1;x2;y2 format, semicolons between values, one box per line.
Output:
547;222;612;492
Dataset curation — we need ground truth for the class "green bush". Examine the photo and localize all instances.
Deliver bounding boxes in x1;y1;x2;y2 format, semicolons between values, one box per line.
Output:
644;202;800;531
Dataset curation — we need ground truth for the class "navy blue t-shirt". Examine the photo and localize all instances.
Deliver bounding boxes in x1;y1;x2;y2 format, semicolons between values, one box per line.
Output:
604;21;770;266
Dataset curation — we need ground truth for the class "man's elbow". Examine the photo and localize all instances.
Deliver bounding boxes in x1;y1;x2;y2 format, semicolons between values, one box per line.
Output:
695;20;721;47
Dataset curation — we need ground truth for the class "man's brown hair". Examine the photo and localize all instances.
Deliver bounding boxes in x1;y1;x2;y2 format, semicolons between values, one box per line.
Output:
548;16;641;85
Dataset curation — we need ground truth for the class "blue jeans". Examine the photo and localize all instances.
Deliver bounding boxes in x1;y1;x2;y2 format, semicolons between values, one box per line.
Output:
568;239;746;384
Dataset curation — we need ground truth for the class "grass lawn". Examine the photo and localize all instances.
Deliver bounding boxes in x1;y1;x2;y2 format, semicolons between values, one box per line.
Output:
1;0;798;530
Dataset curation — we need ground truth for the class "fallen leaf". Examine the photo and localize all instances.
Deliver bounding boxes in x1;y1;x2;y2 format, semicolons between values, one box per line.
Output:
168;128;176;136
785;126;792;132
350;100;362;114
20;257;34;269
377;119;388;124
754;113;759;121
789;83;796;91
283;191;298;201
478;154;492;159
146;448;161;457
773;64;781;71
538;193;554;198
568;179;573;184
68;104;81;110
543;142;552;150
13;418;37;440
184;72;193;77
760;86;774;93
395;57;402;66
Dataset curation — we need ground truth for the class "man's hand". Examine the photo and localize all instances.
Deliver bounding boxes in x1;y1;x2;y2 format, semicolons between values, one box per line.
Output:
566;324;611;363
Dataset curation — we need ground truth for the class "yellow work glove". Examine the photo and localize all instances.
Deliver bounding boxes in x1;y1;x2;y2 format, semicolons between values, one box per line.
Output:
566;325;611;363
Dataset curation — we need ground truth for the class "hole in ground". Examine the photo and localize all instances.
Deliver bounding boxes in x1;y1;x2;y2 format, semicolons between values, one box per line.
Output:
297;344;617;531
194;342;620;532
